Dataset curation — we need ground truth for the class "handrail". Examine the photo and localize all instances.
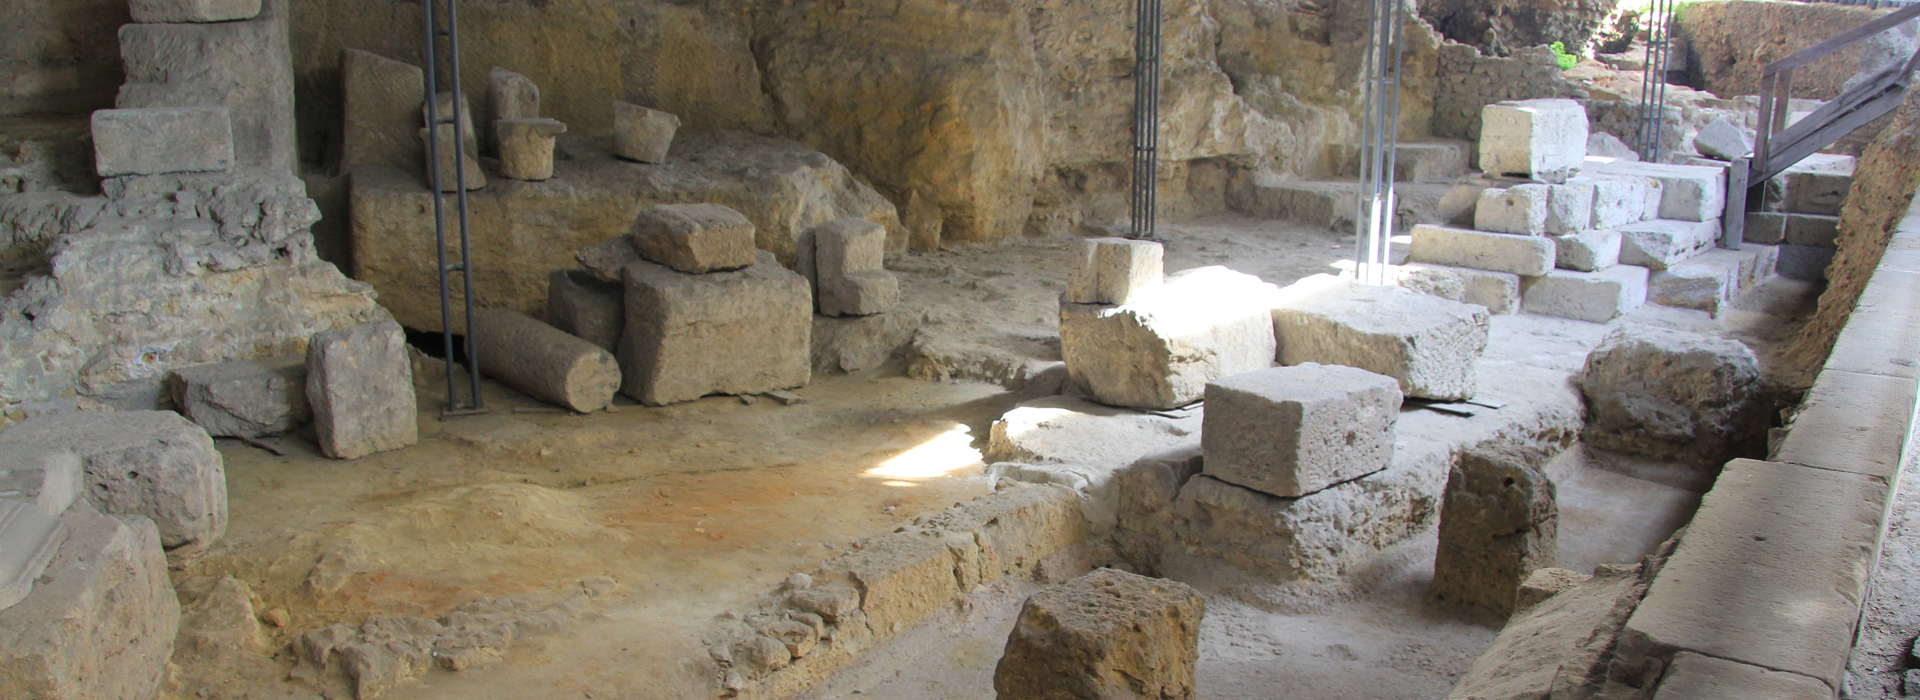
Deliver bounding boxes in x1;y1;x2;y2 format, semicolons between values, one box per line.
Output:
1753;3;1920;183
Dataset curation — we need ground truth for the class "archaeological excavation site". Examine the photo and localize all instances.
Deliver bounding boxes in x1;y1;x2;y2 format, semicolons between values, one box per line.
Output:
9;0;1920;696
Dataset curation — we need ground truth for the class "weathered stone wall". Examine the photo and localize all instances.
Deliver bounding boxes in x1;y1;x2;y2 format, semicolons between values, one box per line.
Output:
1420;0;1617;57
1432;43;1587;142
1676;0;1899;101
0;0;127;117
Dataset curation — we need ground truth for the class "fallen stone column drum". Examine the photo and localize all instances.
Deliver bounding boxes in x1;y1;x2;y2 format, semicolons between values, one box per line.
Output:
467;309;621;413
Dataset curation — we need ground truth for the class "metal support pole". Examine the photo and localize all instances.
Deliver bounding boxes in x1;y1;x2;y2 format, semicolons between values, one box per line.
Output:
1354;0;1405;285
421;0;486;418
1129;0;1163;240
1635;0;1675;162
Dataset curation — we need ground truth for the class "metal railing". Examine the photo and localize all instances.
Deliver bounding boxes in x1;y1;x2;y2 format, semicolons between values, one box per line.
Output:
1752;3;1920;183
420;0;487;418
1352;0;1408;285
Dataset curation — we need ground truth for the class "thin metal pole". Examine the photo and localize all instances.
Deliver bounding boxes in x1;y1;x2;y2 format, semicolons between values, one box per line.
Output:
422;0;485;417
1354;0;1403;285
1129;0;1162;240
446;0;484;413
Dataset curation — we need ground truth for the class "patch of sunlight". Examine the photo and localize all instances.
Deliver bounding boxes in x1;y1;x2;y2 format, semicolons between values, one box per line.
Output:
866;424;981;481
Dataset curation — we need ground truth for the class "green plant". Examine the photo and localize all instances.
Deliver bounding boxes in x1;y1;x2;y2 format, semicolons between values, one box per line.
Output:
1550;41;1579;70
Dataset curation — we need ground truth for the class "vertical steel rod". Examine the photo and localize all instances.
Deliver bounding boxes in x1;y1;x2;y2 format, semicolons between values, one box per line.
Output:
1129;0;1162;240
446;0;484;413
422;0;485;417
1354;0;1404;285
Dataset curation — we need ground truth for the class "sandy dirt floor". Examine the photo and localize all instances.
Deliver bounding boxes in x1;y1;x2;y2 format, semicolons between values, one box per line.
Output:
162;213;1822;700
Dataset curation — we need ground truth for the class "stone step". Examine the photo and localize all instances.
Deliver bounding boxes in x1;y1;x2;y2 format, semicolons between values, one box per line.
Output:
1617;218;1721;271
1521;265;1650;323
1328;140;1473;183
1762;154;1855;214
1648;244;1780;315
1226;171;1478;232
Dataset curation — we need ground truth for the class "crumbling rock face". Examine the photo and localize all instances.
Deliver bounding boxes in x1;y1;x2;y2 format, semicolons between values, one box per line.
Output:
1676;0;1901;101
1420;0;1618;57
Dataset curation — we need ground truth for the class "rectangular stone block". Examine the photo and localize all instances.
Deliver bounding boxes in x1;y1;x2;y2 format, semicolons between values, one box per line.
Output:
1474;185;1549;235
1823;269;1920;380
90;106;234;177
1776;244;1835;281
1200;364;1400;498
1064;237;1164;305
129;0;260;22
1479;99;1589;183
0;499;64;612
994;570;1205;700
815;218;899;316
619;251;811;405
1782;213;1839;248
1745;212;1787;244
494;118;565;181
547;269;623;354
1651;652;1831;700
1650;263;1733;315
306;321;418;460
1572;176;1650;230
1551;229;1621;272
340;49;423;172
1587;162;1725;222
0;412;227;560
1784;171;1850;216
1433;447;1557;618
420;122;485;192
1546;181;1595;235
1618;218;1718;270
166;355;310;438
1775;368;1916;481
1521;265;1649;323
1408;224;1556;276
1583;167;1667;222
1388;263;1522;314
1272;276;1489;400
1061;267;1278;410
628;203;757;274
613;101;679;164
116;6;296;171
1620;459;1886;690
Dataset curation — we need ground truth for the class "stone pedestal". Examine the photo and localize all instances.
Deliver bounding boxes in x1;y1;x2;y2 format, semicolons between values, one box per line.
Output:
495;118;565;181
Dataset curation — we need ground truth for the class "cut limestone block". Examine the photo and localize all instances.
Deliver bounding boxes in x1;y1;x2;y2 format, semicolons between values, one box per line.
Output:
1551;229;1622;272
1272;275;1489;400
340;49;423;172
495;118;565;181
0;449;84;519
993;569;1205;700
1546;181;1595;235
1775;369;1916;482
1387;263;1521;314
420;123;485;191
1692;118;1753;161
1433;446;1558;619
1744;212;1787;245
1060;266;1278;410
619;251;811;405
613;101;679;164
468;309;621;413
1408;224;1555;276
575;236;642;283
1587;131;1639;161
1577;325;1764;464
115;10;296;171
1064;237;1164;305
1619;459;1884;691
547;269;623;354
1572;175;1650;230
91;106;234;177
1651;652;1831;700
1586;162;1724;222
1617;218;1718;270
166;355;310;438
1783;170;1850;216
1521;266;1649;323
1479;99;1589;183
307;321;418;460
485;67;539;155
1782;213;1840;248
1475;185;1549;235
0;502;179;700
1650;263;1734;315
1200;364;1400;498
0;499;64;611
0;412;227;558
814;218;899;316
1777;244;1835;281
629;203;757;274
129;0;260;22
1584;169;1666;222
1445;563;1649;700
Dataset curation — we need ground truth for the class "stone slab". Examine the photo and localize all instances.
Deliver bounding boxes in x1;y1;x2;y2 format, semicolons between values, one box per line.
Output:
1651;652;1831;700
547;269;623;354
166;354;310;438
306;320;418;460
1551;229;1622;272
0;411;227;557
1061;266;1279;410
1776;244;1835;281
1586;161;1725;222
1617;218;1718;270
340;49;423;173
1408;224;1556;276
1475;185;1549;236
1621;459;1886;690
468;309;621;413
1823;270;1920;380
1272;275;1489;400
1479;99;1589;183
1445;563;1648;700
129;0;260;22
629;203;757;274
90;106;235;177
613;101;679;164
1521;266;1649;323
993;569;1204;700
1388;263;1522;314
1063;237;1164;305
1200;364;1400;498
1775;368;1917;481
815;217;898;317
619;251;811;405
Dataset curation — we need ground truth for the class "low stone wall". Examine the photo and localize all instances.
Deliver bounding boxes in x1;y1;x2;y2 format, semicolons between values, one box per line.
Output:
1431;42;1587;143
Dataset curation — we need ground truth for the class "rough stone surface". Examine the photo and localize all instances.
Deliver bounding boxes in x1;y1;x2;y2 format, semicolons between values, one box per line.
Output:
0;449;84;520
1621;459;1884;691
495;118;566;181
1573;175;1649;230
1587;131;1640;161
421;122;486;192
306;321;418;460
486;67;540;146
992;569;1205;700
1618;218;1719;270
1587;162;1725;222
1200;364;1399;498
1777;244;1836;281
619;251;811;405
0;502;179;700
1693;118;1753;161
1551;228;1622;272
1521;266;1649;323
629;203;757;274
613;102;680;164
1475;185;1550;236
1387;263;1522;314
575;236;642;283
91;107;235;177
116;0;296;172
468;309;621;413
1060;266;1278;410
0;411;226;558
1577;325;1765;464
814;217;899;317
1478;99;1589;183
547;269;623;354
1408;224;1556;276
128;0;261;22
1783;170;1850;216
1272;276;1489;401
1445;563;1649;700
166;355;309;438
1545;181;1595;235
1651;651;1832;700
1063;237;1164;305
1514;567;1589;613
340;49;423;173
1433;446;1558;619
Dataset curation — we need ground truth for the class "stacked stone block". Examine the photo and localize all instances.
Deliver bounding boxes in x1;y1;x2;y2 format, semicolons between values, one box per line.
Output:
1200;364;1401;497
811;218;900;317
1272;276;1489;401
